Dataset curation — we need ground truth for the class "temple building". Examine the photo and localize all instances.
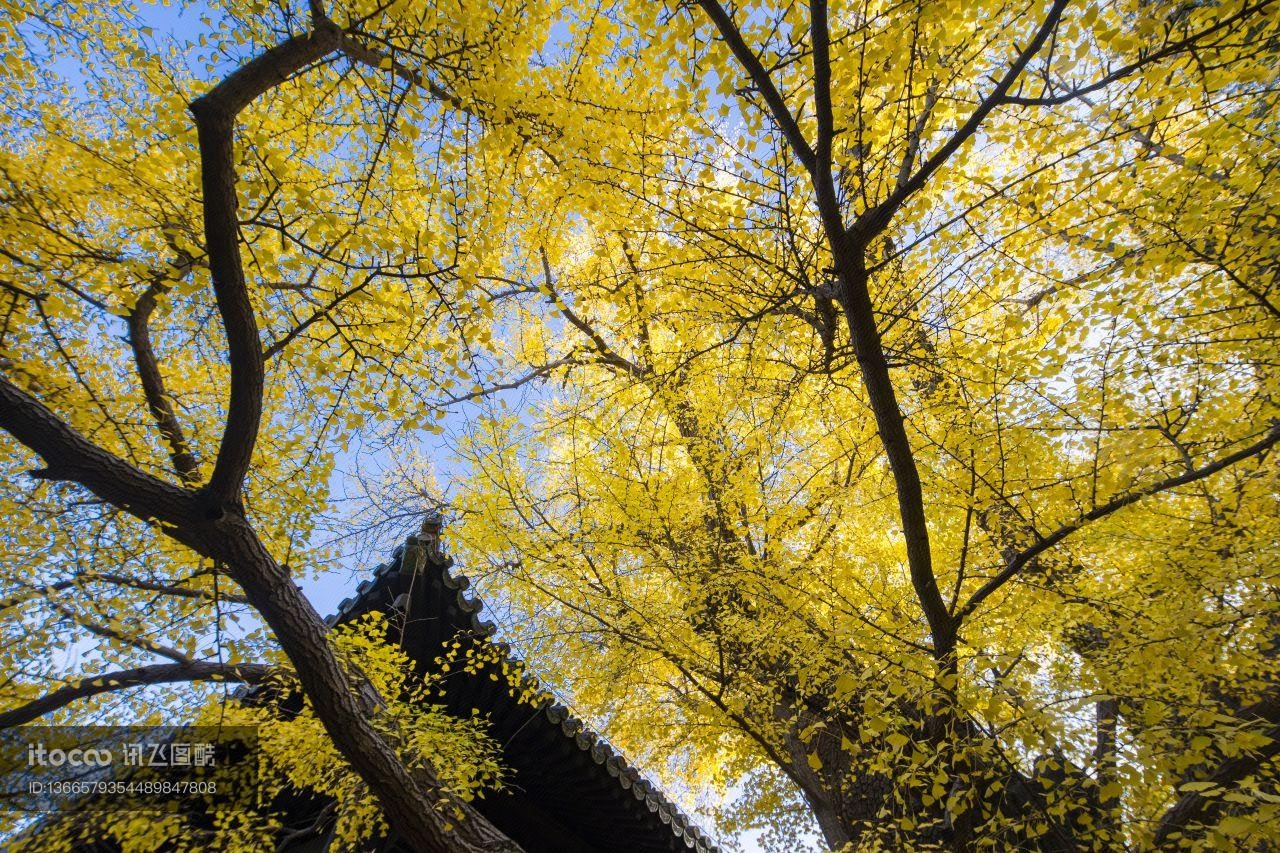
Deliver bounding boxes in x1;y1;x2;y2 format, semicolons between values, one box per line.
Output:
37;521;720;853
280;520;720;852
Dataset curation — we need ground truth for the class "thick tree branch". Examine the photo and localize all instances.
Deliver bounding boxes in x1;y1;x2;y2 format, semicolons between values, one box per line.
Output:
188;23;343;509
0;373;198;525
762;0;956;654
185;26;524;851
1094;697;1120;833
0;23;524;851
127;276;202;484
810;0;835;181
0;662;273;729
696;0;818;174
957;423;1280;621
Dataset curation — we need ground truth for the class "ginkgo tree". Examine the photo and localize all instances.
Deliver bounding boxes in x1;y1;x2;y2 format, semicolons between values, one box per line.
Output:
2;0;1279;851
443;0;1280;850
0;0;605;849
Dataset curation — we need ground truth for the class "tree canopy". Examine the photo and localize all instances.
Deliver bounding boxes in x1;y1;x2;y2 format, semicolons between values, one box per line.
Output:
1;0;1278;850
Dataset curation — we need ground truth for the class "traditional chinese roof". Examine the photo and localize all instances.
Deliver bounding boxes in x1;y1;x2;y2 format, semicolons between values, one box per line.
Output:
30;525;721;853
291;523;721;853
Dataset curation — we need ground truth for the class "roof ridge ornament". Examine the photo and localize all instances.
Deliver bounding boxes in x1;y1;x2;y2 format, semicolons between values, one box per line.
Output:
417;511;447;562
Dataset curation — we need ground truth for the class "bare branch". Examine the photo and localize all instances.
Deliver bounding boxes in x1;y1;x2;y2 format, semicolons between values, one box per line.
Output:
0;572;248;614
895;87;939;195
957;423;1280;621
0;661;273;729
540;247;648;377
262;272;376;360
439;358;575;406
50;597;193;666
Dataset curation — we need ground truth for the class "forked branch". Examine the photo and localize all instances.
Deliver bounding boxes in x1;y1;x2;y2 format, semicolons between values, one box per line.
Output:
957;423;1280;621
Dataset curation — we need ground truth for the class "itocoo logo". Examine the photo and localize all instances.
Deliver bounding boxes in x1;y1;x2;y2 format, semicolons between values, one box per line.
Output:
27;743;113;767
